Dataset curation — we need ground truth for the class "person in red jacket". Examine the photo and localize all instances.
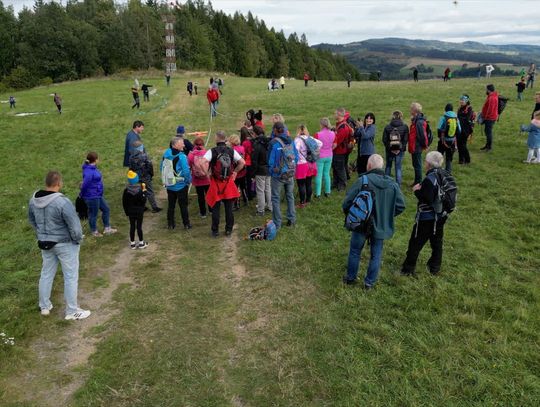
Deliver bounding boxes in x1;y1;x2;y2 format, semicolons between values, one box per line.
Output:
332;108;353;191
304;72;310;87
207;85;219;118
480;84;499;152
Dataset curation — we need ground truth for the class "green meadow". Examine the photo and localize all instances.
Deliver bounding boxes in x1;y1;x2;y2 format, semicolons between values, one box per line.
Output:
0;73;539;406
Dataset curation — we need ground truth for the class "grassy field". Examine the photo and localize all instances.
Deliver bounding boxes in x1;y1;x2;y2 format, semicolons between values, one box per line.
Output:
1;73;539;406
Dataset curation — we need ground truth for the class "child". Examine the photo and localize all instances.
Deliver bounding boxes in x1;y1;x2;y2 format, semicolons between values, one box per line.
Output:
122;171;148;249
437;103;461;173
521;110;540;163
516;78;526;101
9;96;15;109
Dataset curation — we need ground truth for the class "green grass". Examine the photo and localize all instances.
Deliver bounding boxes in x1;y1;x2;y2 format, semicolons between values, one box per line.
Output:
1;74;539;406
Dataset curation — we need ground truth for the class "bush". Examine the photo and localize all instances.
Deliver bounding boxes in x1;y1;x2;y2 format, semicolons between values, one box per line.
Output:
4;66;38;89
39;77;53;87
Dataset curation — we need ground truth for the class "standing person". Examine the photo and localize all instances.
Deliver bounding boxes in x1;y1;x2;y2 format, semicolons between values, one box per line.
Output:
162;137;192;230
477;64;482;79
9;96;15;108
251;125;272;216
457;95;474;165
314;118;335;198
354;113;377;174
270;113;288;139
342;154;405;288
294;124;322;208
346;72;352;88
516;77;526;101
229;134;248;210
480;84;499;152
436;103;460;173
303;72;310;87
124;120;144;167
165;73;171;87
376;71;381;81
485;64;494;79
217;77;224;95
203;131;245;237
532;92;540;119
526;63;536;88
443;67;451;82
408;102;429;185
129;140;162;213
187;81;193;96
122;171;148;249
141;83;152;102
53;93;62;114
131;86;140;109
175;125;194;155
188;137;211;218
333;108;353;191
382;110;409;186
193;81;199;95
80;152;118;237
521;111;540;163
280;75;285;89
268;122;298;228
28;171;91;320
240;126;255;200
401;151;451;276
413;67;419;82
207;85;219;118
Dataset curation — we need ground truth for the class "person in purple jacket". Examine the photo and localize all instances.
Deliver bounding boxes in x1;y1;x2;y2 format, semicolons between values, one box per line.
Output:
80;152;117;237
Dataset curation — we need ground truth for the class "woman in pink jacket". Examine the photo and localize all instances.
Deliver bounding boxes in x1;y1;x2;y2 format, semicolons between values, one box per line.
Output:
295;124;322;208
313;118;335;197
187;137;211;218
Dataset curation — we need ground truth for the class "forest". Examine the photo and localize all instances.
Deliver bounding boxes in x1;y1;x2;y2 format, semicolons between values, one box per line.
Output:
0;0;361;90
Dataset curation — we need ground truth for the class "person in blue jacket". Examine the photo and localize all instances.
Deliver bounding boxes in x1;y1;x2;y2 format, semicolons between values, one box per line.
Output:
354;112;377;174
124;120;145;167
437;103;461;173
268;121;299;228
161;137;192;230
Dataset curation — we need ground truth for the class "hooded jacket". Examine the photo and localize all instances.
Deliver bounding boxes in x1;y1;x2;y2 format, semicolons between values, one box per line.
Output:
409;113;428;154
268;133;299;179
457;104;475;137
342;168;405;239
524;119;540;149
161;147;192;191
124;129;142;167
437;111;462;143
28;191;83;243
251;134;271;176
80;163;104;200
122;184;147;217
382;119;409;152
129;149;154;180
481;91;499;121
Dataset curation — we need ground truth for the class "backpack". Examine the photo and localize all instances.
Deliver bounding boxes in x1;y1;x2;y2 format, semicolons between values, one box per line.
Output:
426;121;434;146
161;155;183;187
388;127;402;150
75;196;88;220
344;175;375;236
192;154;209;178
211;147;234;181
301;136;320;163
429;169;457;216
497;96;509;117
275;138;296;181
444;116;458;138
248;220;277;241
337;122;355;151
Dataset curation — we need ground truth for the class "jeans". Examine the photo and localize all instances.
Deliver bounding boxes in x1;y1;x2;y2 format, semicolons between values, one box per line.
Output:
167;186;190;227
385;151;404;185
39;243;80;315
346;232;384;287
211;199;234;233
255;175;272;213
437;141;455;173
456;133;471;164
517;92;523;101
411;152;423;184
271;177;296;228
210;102;218;117
195;185;210;216
315;157;332;196
484;120;495;149
296;176;313;204
401;218;446;275
332;154;347;190
129;215;143;241
85;197;111;232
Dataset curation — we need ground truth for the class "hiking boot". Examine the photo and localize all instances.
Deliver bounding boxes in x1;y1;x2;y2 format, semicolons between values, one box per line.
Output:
130;241;137;250
103;227;117;235
138;241;148;249
286;220;295;227
40;304;53;316
65;309;91;321
151;207;162;213
91;231;103;237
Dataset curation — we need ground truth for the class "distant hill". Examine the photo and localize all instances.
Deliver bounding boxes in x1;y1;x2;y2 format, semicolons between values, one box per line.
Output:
313;38;540;80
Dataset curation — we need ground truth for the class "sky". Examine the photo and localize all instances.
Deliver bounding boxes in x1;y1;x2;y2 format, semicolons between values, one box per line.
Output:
4;0;540;46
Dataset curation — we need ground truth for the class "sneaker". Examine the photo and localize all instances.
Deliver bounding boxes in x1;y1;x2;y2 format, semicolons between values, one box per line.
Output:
40;304;53;316
480;145;488;151
255;211;264;216
151;207;163;213
200;214;207;219
130;241;137;250
324;193;330;198
103;227;117;235
91;231;103;237
212;231;219;238
363;284;373;290
138;241;148;249
225;230;232;237
400;270;415;277
65;309;91;321
295;203;306;209
342;276;358;286
167;223;175;230
286;220;295;227
184;224;193;230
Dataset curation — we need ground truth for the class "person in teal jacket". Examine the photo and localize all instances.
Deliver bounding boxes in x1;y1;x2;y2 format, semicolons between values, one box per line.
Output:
161;137;192;230
437;103;461;173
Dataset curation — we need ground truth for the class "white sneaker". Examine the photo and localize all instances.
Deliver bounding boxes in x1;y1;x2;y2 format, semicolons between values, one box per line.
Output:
523;160;531;164
130;241;137;250
40;304;53;316
103;227;117;235
138;241;148;249
65;309;91;320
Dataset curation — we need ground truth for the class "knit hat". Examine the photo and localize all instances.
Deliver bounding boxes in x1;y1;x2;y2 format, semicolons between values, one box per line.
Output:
460;95;470;102
127;170;139;184
486;84;495;92
176;125;185;135
445;103;453;112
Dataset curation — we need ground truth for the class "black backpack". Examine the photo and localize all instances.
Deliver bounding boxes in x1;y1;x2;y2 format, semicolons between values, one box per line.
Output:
497;96;509;118
211;146;234;181
432;169;457;216
388;127;402;150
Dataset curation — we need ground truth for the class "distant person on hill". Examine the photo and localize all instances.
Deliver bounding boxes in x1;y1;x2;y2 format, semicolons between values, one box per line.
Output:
131;86;140;109
436;103;461;173
313;118;335;198
166;73;171;87
516;77;526;101
382;110;409;186
413;67;419;82
457;95;475;165
207;85;219;118
526;63;536;88
123;171;148;250
519;67;526;77
187;81;193;96
376;71;381;81
29;171;90;320
443;67;451;82
187;137;211;218
521;110;540;163
194;81;199;95
280;75;285;89
485;64;494;79
477;64;482;79
304;72;310;87
480;84;499;152
532;92;540;119
342;154;405;288
53;93;62;114
9;96;15;108
409;102;429;185
294;124;322;208
80;152;118;237
354;113;377;174
346;72;352;88
141;83;152;102
124;120;145;167
129;140;161;213
333;108;353;191
250;125;272;216
217;77;224;95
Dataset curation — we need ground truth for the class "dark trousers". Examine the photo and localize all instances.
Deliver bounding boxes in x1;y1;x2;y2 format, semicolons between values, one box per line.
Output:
437;141;455;173
129;215;143;241
357;154;371;174
297;176;313;204
457;133;471;164
402;218;446;275
142;178;158;209
143;92;149;102
304;79;308;87
411;152;423;184
212;199;234;233
332;154;347;190
345;153;352;180
195;185;210;216
235;176;248;204
56;104;62;113
484;120;495;149
132;96;140;109
167;186;190;227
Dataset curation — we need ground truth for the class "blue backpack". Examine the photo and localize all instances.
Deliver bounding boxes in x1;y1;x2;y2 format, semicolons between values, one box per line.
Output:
275;138;296;180
345;175;375;236
301;136;320;163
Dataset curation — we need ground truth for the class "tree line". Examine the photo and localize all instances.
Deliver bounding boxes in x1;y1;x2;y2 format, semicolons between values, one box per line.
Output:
0;0;361;90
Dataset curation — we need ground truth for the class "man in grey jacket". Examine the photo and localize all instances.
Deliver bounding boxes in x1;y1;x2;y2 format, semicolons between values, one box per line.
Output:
28;171;91;320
